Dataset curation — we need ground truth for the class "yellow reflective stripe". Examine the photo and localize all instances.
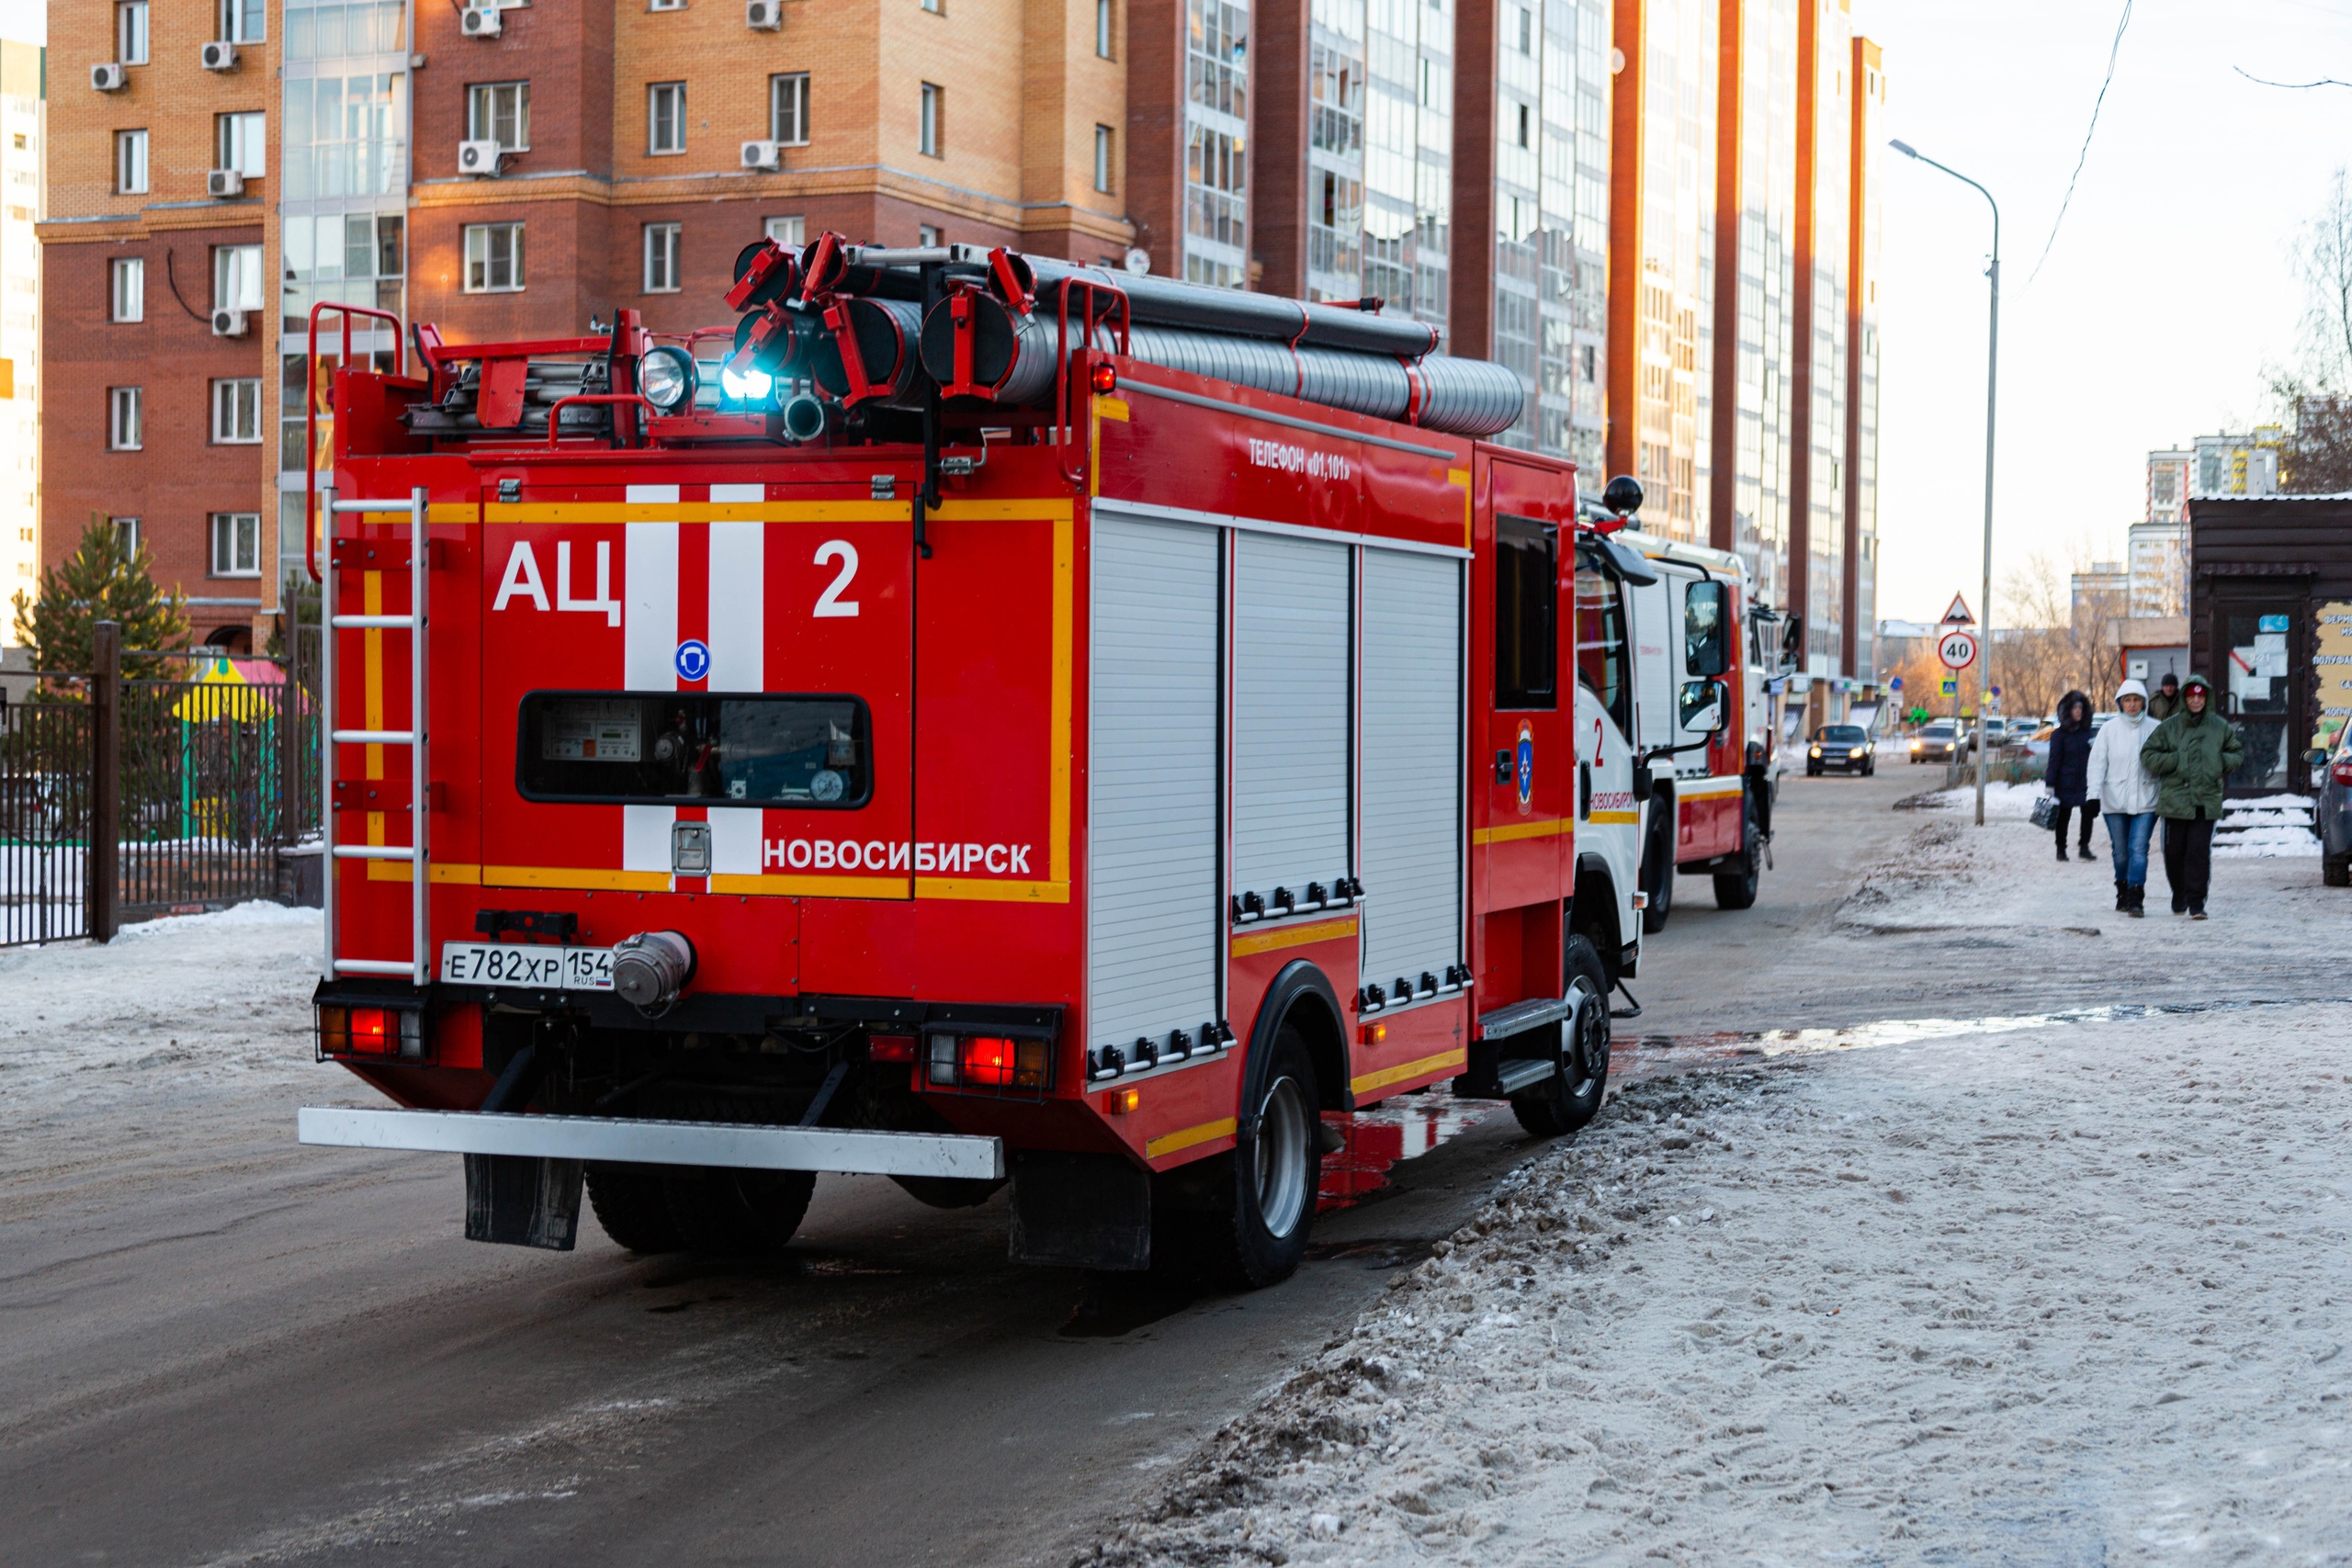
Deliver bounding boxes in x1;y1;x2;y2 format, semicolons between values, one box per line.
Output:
1351;1047;1467;1097
1147;1116;1237;1159
1472;817;1570;845
913;877;1071;903
481;865;675;893
1589;809;1640;824
467;498;1076;525
1230;915;1360;958
706;872;911;898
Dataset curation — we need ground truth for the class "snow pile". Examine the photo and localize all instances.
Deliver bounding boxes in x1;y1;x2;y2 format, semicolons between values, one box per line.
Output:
0;902;332;1196
1901;779;2044;819
1082;1012;2352;1566
2217;796;2319;860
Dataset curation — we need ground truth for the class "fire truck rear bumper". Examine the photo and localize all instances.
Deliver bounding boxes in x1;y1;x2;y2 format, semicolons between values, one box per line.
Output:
298;1107;1006;1181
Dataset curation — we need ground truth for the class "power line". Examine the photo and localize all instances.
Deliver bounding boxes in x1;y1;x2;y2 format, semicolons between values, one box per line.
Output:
2233;65;2352;90
2029;0;2135;285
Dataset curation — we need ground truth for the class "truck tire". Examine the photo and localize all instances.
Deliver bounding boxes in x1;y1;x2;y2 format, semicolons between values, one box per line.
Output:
1199;1026;1322;1289
662;1167;817;1256
584;1163;684;1254
1511;936;1610;1137
1639;809;1674;933
1713;793;1761;910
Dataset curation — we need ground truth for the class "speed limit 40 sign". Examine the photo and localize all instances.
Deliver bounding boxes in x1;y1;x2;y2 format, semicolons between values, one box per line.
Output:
1938;628;1980;670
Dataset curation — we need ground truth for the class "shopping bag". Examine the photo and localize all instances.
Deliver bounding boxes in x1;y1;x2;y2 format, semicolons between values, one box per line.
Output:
2029;795;2058;831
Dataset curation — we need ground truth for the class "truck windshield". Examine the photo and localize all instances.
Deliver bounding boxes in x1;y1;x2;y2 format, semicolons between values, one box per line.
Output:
516;692;871;807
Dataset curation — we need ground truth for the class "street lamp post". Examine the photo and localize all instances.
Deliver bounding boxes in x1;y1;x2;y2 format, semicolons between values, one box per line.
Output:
1890;139;1999;828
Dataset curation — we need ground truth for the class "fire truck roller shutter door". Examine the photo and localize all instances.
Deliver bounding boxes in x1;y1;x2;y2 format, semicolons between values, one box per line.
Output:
1231;534;1352;908
1088;513;1223;1055
1359;549;1465;994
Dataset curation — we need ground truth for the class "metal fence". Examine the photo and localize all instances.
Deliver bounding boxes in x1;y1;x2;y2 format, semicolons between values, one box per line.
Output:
0;625;322;948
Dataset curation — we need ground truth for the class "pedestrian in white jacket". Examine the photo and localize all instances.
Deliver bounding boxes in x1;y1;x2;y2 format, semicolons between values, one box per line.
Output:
2085;677;2159;916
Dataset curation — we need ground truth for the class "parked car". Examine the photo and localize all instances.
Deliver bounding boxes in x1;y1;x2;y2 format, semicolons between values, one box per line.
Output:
2015;720;2055;763
1908;719;1968;764
1806;724;1875;777
2315;729;2352;886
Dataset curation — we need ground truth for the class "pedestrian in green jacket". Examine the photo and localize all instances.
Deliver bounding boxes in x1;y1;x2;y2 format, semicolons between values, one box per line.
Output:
2146;671;2182;721
2138;672;2242;919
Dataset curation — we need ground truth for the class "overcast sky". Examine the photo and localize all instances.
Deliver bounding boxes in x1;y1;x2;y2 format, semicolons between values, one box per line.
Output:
1856;0;2352;626
8;0;2346;633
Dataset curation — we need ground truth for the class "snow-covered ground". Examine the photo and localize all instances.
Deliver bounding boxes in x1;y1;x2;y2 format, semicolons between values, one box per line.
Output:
0;902;339;1217
1090;819;2352;1566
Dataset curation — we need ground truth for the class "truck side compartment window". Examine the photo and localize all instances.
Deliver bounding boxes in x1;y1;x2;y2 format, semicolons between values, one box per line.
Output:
1574;560;1633;736
1493;513;1556;709
517;692;871;807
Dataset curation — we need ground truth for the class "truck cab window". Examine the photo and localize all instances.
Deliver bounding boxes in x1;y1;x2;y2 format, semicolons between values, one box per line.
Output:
1494;513;1556;709
1574;563;1633;735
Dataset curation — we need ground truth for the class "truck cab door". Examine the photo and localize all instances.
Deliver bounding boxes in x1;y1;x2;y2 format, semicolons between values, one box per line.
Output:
1570;546;1640;967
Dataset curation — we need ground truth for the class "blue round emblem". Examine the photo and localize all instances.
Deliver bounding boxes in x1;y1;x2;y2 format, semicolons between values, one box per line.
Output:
674;638;711;682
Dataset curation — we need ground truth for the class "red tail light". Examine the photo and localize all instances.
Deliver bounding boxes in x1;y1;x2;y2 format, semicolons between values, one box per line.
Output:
924;1032;1051;1093
1090;362;1118;395
2333;760;2352;787
317;1003;425;1061
868;1032;916;1063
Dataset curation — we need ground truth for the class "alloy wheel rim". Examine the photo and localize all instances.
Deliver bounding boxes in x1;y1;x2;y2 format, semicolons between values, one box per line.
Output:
1565;978;1607;1096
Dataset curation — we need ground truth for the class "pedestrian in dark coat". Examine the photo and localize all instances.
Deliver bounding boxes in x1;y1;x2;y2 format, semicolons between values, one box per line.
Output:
2146;672;2182;721
2139;672;2244;919
2042;689;2099;861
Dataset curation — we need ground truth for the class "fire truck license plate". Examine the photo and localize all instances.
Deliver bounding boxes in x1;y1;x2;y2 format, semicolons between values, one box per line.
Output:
437;942;616;991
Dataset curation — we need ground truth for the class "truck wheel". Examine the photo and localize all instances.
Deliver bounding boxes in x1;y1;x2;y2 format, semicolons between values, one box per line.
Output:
1713;794;1761;910
1199;1026;1321;1290
585;1163;684;1254
1511;936;1611;1137
662;1168;817;1256
2325;853;2352;888
1639;813;1674;933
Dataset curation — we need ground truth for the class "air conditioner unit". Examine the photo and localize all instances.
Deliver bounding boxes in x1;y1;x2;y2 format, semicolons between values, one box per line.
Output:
201;40;238;70
211;308;249;338
459;6;503;38
745;0;782;29
91;62;128;92
741;140;782;172
458;139;503;176
207;169;245;197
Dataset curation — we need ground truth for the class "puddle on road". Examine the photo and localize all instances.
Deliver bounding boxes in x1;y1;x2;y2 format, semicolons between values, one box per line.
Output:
1628;995;2349;1066
1318;1092;1495;1213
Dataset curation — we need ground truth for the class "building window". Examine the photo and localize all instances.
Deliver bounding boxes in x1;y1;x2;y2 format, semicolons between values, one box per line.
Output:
216;112;266;178
650;0;685;9
922;0;942;12
214;244;264;312
212;378;262;443
464;222;525;292
117;2;149;64
643;222;682;293
648;82;686;155
1517;6;1532;53
765;216;805;248
918;224;942;247
469;82;530;151
108;388;143;451
110;257;144;322
219;0;264;43
116;130;149;196
111;517;141;555
919;83;942;157
1516;103;1530;149
770;73;809;146
1096;0;1113;59
1093;125;1114;193
210;513;261;577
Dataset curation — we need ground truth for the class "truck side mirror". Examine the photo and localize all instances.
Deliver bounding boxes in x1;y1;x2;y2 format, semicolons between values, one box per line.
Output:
1678;677;1727;734
1683;580;1730;676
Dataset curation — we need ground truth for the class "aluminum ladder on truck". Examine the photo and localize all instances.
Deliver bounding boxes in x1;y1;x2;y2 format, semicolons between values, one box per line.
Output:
319;487;431;984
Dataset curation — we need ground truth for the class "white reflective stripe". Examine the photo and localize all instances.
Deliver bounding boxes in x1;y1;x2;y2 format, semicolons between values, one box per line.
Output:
1678;775;1745;799
623;804;673;877
707;807;763;875
624;485;679;689
707;483;764;693
298;1107;1006;1180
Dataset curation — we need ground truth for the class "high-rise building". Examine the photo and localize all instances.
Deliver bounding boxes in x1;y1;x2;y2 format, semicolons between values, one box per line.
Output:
2190;427;2283;499
1843;34;1881;682
2147;446;2190;526
0;39;41;620
2126;519;2187;619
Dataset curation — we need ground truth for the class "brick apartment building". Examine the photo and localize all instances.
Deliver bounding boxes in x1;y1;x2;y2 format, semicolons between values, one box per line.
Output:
39;0;1884;682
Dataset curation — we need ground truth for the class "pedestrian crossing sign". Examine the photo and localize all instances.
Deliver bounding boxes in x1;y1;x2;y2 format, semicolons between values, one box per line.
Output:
1941;678;1957;695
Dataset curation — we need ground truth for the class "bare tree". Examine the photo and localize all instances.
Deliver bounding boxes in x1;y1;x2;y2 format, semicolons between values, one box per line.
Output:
2276;169;2352;491
1990;551;2126;717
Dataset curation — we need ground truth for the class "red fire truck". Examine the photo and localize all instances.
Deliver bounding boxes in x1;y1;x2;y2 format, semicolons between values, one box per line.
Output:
295;239;1751;1284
